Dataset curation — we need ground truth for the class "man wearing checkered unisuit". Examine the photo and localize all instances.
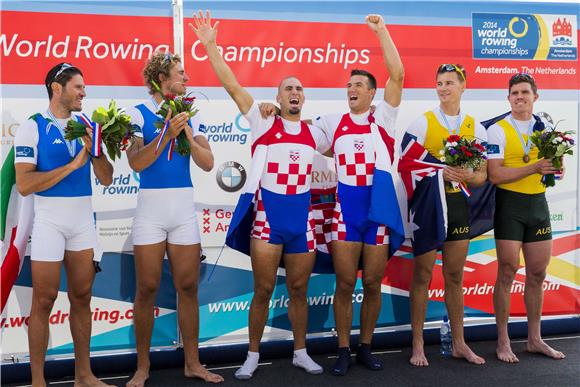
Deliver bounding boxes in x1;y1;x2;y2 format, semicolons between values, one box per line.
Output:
311;14;405;376
190;10;332;379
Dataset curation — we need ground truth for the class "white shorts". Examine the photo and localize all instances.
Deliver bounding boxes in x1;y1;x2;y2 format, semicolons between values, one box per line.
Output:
132;187;201;246
31;196;99;262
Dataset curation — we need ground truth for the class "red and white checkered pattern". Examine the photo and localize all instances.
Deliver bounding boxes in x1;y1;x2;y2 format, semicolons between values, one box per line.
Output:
263;161;313;195
375;225;389;246
312;203;334;254
331;200;347;241
306;208;316;252
251;190;271;241
336;151;374;186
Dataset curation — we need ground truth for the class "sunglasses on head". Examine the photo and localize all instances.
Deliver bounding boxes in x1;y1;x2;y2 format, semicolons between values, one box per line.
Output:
439;64;466;81
162;52;173;64
51;63;77;83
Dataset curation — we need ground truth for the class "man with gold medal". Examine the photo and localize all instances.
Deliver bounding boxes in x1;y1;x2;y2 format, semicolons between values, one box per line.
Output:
487;73;566;363
405;64;488;367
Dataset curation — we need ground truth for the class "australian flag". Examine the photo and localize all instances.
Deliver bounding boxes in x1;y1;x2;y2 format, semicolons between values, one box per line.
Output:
398;131;496;256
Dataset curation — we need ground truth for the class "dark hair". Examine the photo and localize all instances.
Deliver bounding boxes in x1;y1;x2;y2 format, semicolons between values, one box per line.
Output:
508;73;537;94
436;64;466;82
45;63;83;100
350;69;377;90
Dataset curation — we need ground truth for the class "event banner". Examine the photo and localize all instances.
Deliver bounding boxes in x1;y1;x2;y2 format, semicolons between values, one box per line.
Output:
1;0;579;360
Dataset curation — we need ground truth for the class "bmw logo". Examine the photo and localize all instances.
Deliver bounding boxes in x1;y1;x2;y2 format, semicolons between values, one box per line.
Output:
216;161;246;192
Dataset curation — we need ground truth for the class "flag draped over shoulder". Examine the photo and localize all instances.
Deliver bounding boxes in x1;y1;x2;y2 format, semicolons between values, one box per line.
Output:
1;147;34;312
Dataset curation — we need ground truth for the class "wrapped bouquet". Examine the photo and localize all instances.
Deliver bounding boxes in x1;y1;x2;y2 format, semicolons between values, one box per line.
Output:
64;100;134;161
530;128;575;187
440;134;487;196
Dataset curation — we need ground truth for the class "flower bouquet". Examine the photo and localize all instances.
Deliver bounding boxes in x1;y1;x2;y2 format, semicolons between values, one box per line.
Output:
530;128;575;187
440;134;487;196
151;81;199;159
64;100;134;161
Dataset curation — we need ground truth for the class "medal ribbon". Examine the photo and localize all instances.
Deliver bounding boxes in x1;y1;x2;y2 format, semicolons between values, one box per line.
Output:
47;109;76;158
509;115;533;161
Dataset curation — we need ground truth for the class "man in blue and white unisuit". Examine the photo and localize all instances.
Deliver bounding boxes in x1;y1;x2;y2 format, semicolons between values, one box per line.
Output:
14;62;114;387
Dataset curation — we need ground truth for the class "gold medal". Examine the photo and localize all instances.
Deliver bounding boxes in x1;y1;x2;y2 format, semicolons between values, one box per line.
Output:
523;154;530;163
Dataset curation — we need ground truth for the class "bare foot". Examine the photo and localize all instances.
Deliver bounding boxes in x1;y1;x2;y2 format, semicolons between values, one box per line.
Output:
496;341;519;363
527;339;565;360
185;364;224;383
74;375;114;387
409;345;429;367
126;368;149;387
452;342;485;365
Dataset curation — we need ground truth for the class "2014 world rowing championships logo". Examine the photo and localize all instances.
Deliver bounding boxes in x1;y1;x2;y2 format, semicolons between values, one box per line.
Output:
472;13;577;61
216;161;247;192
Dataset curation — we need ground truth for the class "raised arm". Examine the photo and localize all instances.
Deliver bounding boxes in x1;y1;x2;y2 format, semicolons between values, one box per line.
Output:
189;10;253;114
366;14;404;107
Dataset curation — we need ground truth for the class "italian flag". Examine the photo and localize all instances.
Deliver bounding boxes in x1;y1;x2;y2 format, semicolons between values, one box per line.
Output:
1;147;33;312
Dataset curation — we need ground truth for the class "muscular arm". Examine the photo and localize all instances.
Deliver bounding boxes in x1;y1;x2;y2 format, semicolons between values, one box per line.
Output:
487;158;557;185
16;148;89;196
186;128;214;171
189;11;253;114
366;15;404;107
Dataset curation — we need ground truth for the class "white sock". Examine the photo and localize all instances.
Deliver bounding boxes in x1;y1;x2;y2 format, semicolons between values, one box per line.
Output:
234;351;260;380
293;348;323;374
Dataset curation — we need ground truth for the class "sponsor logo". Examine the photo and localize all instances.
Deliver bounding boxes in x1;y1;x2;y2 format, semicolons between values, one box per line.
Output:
216;161;246;192
201;208;233;234
2;121;18;146
15;146;34;157
472;13;577;60
52;138;63;144
205;114;249;145
95;173;139;195
536;111;554;127
153;128;161;134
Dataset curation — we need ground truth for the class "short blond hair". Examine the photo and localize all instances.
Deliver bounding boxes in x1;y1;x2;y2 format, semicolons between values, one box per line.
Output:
143;52;182;95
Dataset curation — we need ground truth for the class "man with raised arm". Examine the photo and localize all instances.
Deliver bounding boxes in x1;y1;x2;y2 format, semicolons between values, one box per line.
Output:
189;11;331;379
310;15;405;376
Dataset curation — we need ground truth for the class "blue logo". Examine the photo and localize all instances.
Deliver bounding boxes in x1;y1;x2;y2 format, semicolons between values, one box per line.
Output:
486;144;500;155
234;113;250;133
15;146;34;158
205;115;249;145
472;13;577;60
199;123;207;134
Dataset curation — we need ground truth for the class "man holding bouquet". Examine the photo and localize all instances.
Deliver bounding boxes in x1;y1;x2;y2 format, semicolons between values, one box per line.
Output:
402;64;487;366
14;63;114;387
487;74;565;363
125;52;222;385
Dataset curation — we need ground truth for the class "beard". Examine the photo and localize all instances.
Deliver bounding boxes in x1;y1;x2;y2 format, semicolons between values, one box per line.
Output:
169;81;186;96
288;106;301;115
61;94;81;112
